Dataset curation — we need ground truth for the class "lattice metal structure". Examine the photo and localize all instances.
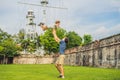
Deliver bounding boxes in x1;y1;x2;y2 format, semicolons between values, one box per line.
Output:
25;10;36;41
40;0;49;23
18;0;67;24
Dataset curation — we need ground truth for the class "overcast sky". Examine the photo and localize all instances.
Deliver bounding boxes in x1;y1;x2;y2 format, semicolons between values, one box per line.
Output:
0;0;120;40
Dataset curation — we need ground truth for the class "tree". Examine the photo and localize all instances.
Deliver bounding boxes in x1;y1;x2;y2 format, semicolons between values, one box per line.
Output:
66;31;82;48
40;28;67;53
17;29;25;42
21;39;39;53
1;39;18;57
27;40;36;53
83;34;93;45
0;28;19;64
0;38;19;64
0;46;4;52
0;28;11;42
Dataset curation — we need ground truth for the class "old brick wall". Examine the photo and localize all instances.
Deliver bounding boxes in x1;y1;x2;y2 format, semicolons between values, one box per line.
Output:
64;33;120;68
13;33;120;68
13;54;54;64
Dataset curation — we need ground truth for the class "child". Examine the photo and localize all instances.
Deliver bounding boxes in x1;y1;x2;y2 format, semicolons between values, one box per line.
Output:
38;20;60;31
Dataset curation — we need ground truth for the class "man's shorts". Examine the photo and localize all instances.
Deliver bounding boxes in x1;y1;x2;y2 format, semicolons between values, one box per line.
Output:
55;54;65;65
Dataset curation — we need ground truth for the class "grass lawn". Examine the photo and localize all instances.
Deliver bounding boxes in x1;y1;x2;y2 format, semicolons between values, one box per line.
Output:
0;64;120;80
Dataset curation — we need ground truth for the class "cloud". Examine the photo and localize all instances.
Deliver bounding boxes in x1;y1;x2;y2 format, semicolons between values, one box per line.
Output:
60;0;120;40
92;26;108;40
0;0;120;40
109;24;120;35
88;24;120;40
63;19;120;40
94;26;108;34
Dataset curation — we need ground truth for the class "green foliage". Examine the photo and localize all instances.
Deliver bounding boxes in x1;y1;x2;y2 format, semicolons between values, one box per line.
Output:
40;28;92;53
27;41;36;53
0;28;18;57
0;46;4;52
0;28;11;42
0;38;18;57
17;29;40;53
0;64;120;80
21;39;30;49
83;34;93;45
66;31;82;48
40;28;67;53
0;27;93;55
17;29;25;41
21;39;36;53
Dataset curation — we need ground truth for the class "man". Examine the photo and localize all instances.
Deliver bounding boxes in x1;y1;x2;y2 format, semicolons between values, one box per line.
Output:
52;28;68;78
38;20;60;31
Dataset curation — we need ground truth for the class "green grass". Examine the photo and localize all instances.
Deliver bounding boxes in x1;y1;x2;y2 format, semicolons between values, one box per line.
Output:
0;64;120;80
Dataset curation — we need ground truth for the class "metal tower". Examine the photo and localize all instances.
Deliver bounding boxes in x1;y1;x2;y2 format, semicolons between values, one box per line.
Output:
25;10;36;41
40;0;48;23
18;0;67;23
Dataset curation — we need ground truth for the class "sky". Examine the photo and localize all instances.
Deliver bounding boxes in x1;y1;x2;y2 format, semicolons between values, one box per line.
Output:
0;0;120;40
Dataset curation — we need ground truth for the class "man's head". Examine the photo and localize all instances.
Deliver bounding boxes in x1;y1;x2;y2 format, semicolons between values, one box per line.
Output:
63;37;69;44
55;20;60;28
55;20;60;24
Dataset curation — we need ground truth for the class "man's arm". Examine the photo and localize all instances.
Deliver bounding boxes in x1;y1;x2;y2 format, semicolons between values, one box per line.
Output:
52;29;60;43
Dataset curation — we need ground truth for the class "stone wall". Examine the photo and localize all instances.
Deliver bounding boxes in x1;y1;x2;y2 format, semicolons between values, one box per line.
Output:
13;33;120;68
13;54;54;64
64;33;120;68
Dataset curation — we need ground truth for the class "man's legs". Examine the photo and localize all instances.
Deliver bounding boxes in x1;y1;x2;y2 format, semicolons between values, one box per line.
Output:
55;64;64;78
55;55;65;78
59;64;64;77
55;64;61;74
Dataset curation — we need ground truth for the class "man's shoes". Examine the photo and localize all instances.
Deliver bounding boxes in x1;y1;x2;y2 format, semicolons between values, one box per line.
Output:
57;75;65;78
57;75;62;78
61;76;65;79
